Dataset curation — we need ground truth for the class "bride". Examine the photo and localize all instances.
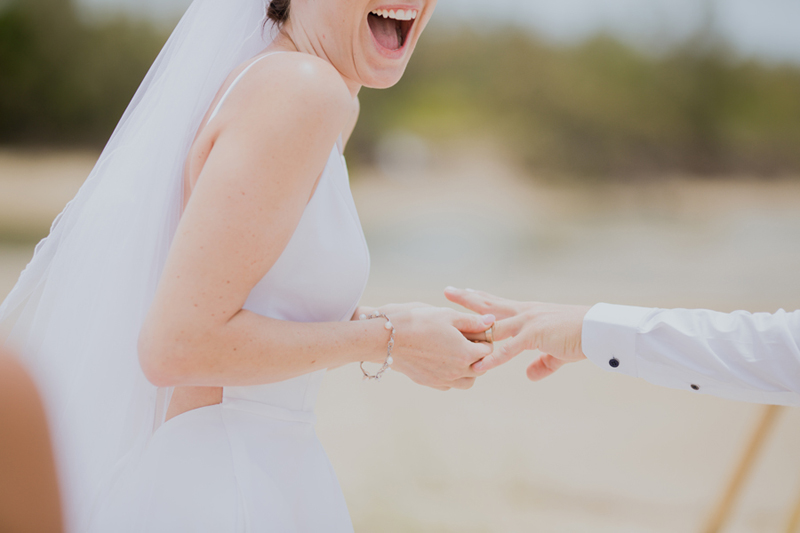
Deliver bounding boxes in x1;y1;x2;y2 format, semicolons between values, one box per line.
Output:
0;0;496;531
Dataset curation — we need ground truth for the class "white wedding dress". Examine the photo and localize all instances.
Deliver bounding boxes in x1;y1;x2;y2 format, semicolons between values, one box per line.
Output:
89;56;371;532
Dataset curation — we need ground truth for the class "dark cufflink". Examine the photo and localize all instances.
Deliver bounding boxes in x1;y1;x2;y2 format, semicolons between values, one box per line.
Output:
691;384;700;391
609;358;620;368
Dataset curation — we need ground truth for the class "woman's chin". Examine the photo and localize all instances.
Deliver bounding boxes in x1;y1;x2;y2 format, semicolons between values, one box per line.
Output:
361;46;414;88
362;67;406;90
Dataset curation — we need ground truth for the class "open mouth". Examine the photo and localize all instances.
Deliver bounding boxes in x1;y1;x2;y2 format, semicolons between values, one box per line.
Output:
368;8;418;52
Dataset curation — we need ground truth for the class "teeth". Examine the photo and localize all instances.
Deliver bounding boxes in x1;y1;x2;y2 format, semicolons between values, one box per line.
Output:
370;8;418;21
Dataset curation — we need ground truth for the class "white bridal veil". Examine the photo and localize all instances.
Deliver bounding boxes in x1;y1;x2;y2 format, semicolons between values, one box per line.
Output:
0;1;275;530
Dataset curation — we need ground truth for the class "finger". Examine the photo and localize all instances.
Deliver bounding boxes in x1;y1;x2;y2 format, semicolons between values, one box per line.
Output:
526;354;568;382
466;337;494;363
444;287;517;320
451;311;496;334
452;341;495;379
462;315;523;343
463;331;490;343
472;333;528;372
491;316;524;343
450;377;476;390
434;386;451;392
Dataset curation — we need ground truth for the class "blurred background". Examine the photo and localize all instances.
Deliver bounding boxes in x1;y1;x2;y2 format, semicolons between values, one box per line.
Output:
1;0;799;531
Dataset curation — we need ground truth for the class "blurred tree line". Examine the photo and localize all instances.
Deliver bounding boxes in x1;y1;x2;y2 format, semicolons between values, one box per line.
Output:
2;0;800;177
354;29;800;177
0;0;164;144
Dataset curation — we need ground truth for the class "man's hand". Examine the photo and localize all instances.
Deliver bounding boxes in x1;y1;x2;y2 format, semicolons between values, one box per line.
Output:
445;287;591;381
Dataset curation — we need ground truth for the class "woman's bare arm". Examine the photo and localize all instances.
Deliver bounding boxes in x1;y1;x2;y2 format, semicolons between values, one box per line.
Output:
140;55;493;391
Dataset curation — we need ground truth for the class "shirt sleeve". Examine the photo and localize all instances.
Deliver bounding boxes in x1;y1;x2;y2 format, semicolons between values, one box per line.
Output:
582;303;800;406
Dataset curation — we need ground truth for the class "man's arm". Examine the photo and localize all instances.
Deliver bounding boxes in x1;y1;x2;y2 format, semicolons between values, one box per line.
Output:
445;287;800;406
583;304;800;405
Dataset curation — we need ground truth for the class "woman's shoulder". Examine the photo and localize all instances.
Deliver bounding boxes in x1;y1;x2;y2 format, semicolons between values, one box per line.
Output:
232;51;353;121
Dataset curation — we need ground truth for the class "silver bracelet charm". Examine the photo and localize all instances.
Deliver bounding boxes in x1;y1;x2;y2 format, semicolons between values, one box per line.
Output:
359;311;395;381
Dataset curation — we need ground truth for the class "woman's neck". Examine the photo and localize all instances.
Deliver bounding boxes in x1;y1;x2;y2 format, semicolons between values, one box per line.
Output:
270;25;362;98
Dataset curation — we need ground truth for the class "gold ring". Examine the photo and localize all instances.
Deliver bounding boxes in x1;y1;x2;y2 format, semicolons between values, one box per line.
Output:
485;325;494;344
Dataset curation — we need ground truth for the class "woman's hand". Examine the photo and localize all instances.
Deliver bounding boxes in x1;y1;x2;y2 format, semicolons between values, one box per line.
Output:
368;306;496;391
445;287;590;381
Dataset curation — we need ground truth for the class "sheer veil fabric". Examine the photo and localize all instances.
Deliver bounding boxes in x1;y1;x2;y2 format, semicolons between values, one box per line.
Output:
0;1;275;530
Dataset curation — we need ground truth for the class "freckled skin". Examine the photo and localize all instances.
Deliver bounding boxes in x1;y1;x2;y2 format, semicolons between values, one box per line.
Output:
141;0;493;422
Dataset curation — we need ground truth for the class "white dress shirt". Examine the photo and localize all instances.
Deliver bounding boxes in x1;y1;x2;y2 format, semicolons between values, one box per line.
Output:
582;304;800;406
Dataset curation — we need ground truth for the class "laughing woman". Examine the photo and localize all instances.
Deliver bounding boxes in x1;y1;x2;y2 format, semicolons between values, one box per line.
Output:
0;0;495;532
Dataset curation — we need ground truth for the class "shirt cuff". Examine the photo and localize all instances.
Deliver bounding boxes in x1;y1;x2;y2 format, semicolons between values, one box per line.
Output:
582;303;656;378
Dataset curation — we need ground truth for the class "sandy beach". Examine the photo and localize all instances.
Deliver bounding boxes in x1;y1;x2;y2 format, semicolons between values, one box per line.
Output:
1;149;799;532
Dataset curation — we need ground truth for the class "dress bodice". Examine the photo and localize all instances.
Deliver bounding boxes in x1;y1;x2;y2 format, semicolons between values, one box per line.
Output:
223;145;370;412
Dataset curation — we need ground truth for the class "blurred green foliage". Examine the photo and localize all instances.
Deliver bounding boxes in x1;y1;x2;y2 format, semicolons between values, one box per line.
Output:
353;28;800;177
1;0;799;177
0;0;165;144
